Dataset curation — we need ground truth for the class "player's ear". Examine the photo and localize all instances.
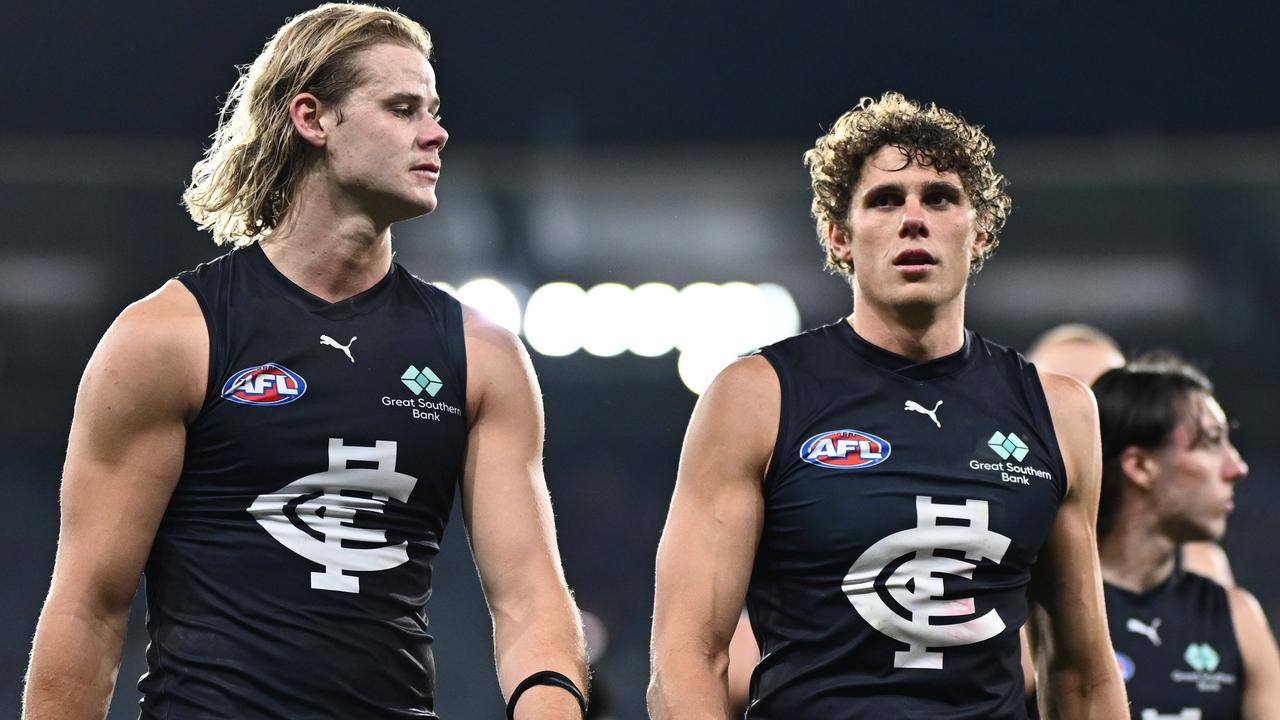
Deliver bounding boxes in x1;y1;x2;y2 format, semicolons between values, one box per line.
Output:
971;230;990;263
1118;445;1159;490
289;92;328;148
827;221;853;269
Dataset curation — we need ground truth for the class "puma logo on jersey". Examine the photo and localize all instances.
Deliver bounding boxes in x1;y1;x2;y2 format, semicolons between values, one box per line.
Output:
1140;710;1201;720
1127;617;1163;646
842;496;1011;669
248;438;420;593
320;334;357;363
904;399;943;428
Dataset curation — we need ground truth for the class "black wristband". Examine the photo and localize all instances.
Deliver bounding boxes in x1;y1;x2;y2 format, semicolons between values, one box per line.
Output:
505;670;587;719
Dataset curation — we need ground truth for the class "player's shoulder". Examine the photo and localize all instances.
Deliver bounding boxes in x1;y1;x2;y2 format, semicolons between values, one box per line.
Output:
458;304;537;418
695;354;780;433
1223;583;1278;655
1036;369;1098;427
460;304;525;361
711;353;779;398
110;279;206;354
1225;584;1268;623
87;280;208;417
683;355;780;473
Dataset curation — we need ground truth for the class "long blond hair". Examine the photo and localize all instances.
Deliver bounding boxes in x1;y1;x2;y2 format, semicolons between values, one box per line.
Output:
183;3;432;247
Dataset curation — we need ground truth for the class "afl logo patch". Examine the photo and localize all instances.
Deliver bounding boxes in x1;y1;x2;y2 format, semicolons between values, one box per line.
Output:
1115;651;1135;682
800;429;891;469
221;363;307;406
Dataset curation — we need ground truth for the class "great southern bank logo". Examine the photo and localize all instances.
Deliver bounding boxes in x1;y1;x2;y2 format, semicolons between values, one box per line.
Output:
800;429;891;469
987;431;1029;461
401;365;443;397
222;363;307;406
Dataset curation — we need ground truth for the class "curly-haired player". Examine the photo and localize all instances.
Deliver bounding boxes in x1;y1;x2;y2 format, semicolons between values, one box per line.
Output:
23;5;586;719
650;92;1127;718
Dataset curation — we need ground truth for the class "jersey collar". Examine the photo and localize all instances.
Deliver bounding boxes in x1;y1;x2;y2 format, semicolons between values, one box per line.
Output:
839;319;975;381
246;242;399;320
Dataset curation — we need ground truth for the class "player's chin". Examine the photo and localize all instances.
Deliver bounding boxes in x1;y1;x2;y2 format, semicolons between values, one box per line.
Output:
887;287;943;311
1205;516;1229;540
389;192;438;221
1183;517;1226;543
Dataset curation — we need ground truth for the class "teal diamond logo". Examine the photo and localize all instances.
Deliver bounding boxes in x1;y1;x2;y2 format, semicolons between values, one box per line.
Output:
401;365;443;397
987;431;1030;462
1184;643;1220;672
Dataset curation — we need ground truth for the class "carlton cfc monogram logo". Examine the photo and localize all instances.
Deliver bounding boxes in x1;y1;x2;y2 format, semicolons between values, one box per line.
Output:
248;438;420;593
842;496;1011;669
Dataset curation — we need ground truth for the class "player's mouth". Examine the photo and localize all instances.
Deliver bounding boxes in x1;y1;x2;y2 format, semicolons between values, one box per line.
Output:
892;249;936;274
410;161;441;181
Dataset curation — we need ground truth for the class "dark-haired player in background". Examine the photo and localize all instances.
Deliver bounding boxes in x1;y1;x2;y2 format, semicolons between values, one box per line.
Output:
1093;357;1280;719
1028;324;1236;588
649;92;1127;718
1023;325;1234;717
23;5;586;719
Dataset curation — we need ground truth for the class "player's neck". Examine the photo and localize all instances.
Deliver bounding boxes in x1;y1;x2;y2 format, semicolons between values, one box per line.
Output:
847;295;966;362
1099;512;1178;593
259;183;395;304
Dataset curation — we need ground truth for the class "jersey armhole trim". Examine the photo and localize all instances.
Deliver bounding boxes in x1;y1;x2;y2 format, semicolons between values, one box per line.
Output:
176;273;219;420
757;348;789;494
1024;365;1070;504
442;291;469;493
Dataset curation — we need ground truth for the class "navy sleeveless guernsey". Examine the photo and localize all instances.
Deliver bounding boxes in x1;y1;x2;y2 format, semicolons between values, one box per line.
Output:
748;320;1067;719
139;243;467;718
1106;570;1243;720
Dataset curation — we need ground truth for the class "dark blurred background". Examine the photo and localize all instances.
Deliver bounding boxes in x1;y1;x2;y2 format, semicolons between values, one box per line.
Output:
3;2;1279;718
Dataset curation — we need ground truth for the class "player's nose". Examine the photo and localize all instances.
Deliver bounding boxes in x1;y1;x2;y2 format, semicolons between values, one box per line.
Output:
899;196;928;238
419;117;448;150
1223;442;1248;483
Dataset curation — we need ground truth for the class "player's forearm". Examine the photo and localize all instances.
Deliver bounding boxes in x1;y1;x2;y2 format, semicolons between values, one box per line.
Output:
647;648;733;720
1042;665;1128;719
492;592;588;719
23;601;129;720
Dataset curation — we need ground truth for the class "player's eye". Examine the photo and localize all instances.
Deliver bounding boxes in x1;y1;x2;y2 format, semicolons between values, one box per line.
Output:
390;105;414;117
870;193;900;207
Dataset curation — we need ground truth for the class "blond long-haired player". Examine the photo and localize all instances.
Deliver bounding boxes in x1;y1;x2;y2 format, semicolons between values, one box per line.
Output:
23;6;586;719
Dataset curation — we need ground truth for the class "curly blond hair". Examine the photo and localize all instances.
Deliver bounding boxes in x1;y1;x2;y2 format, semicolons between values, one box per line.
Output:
803;91;1011;274
182;4;432;247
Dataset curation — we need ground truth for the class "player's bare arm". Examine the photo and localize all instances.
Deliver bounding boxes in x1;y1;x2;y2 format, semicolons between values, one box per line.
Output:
1228;586;1280;718
23;281;206;719
1183;541;1236;586
1027;371;1128;717
648;355;777;720
460;307;588;719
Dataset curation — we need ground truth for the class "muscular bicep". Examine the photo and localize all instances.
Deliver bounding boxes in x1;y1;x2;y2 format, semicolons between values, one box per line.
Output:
459;319;563;607
652;356;777;658
51;281;205;615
